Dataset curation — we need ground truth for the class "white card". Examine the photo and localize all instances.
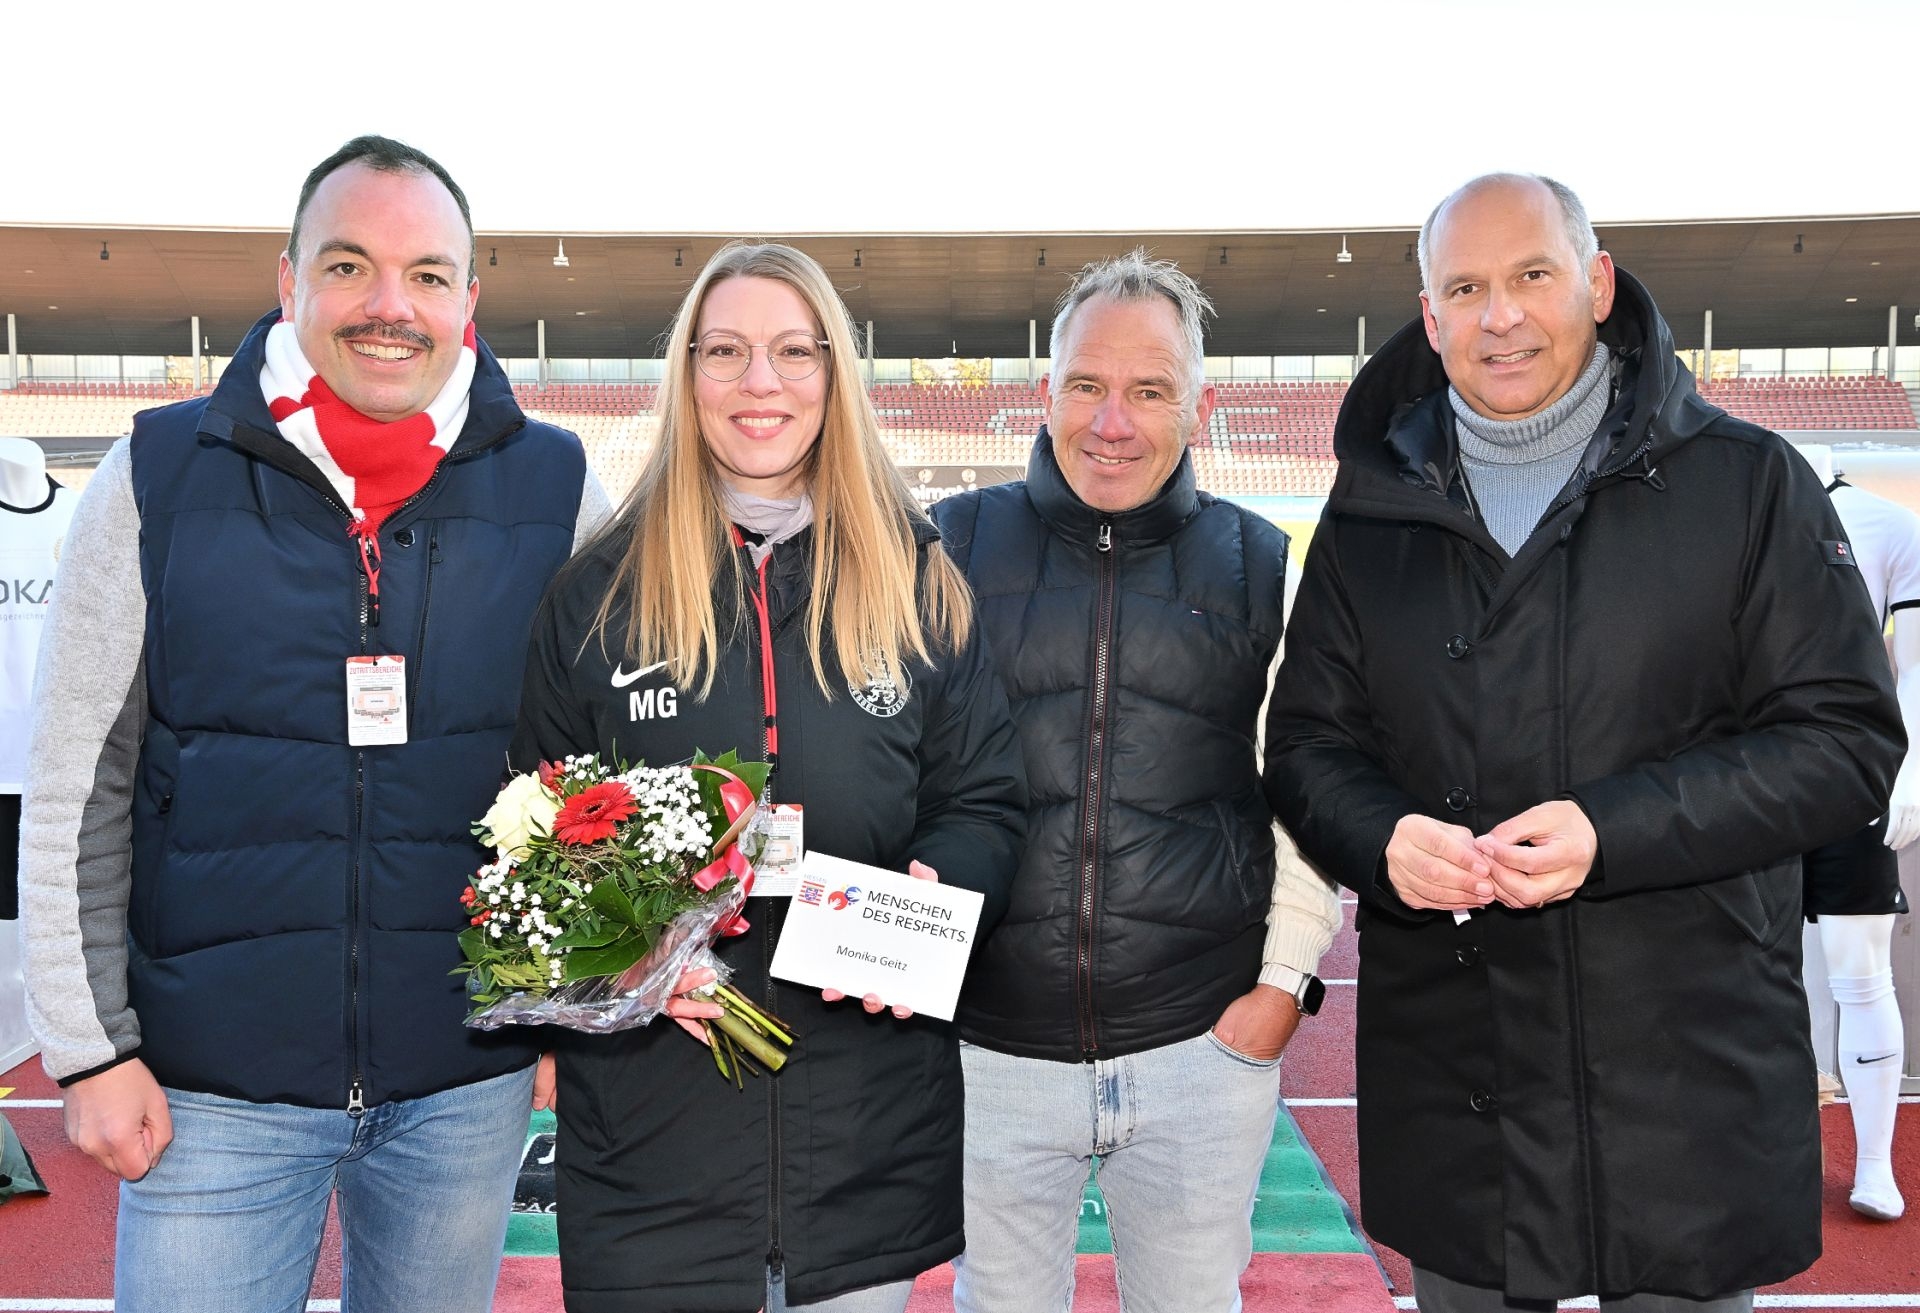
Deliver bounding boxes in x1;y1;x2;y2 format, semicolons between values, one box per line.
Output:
768;852;984;1021
345;654;408;746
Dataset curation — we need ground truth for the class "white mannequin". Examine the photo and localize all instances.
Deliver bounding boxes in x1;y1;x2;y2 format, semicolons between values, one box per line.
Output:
1799;442;1912;1220
0;438;48;508
0;435;59;1073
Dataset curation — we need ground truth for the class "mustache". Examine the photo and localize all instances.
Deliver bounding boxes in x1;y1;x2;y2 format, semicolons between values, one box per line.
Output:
334;321;433;350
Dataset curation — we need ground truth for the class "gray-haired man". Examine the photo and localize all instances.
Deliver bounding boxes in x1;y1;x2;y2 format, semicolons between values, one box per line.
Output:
931;251;1341;1312
1266;173;1901;1312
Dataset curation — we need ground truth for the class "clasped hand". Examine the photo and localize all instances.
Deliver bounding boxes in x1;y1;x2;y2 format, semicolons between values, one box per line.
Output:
1385;802;1597;912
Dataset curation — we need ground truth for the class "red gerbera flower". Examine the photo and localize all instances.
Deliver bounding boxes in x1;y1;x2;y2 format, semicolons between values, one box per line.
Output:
552;780;638;846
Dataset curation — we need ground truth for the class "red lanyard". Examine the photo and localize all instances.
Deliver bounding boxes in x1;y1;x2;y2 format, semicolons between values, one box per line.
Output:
730;527;779;771
348;518;382;626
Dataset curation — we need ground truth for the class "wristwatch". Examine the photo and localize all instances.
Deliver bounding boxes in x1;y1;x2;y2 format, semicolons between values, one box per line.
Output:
1266;966;1326;1017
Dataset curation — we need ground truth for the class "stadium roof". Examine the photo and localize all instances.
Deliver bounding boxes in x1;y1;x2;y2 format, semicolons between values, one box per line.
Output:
4;216;1918;361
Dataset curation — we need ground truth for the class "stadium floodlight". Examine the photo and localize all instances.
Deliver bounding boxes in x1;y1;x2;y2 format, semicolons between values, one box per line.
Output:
100;241;109;262
1336;236;1352;265
553;239;570;269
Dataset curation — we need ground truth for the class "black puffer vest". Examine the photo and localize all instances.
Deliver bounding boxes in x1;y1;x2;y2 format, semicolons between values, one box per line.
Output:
933;436;1288;1060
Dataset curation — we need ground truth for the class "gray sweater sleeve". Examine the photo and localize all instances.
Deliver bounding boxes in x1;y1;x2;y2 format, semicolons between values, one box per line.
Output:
21;440;147;1084
574;465;613;554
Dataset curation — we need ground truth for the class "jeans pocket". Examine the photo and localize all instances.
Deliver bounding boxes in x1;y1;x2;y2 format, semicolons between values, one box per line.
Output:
1204;1027;1283;1069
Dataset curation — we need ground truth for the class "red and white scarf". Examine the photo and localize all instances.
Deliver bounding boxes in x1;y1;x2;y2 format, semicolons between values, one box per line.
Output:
260;318;477;622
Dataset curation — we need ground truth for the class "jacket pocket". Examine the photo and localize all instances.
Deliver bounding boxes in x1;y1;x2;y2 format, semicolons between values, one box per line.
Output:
1211;798;1268;915
1698;862;1800;948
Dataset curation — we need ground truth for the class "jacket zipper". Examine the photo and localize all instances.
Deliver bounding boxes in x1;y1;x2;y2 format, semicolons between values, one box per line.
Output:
1076;520;1117;1059
1541;430;1657;523
408;533;440;707
745;547;785;1277
348;567;369;1117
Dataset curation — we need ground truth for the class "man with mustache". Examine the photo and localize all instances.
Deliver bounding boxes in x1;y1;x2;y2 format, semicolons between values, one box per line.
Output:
20;136;607;1310
1265;173;1904;1311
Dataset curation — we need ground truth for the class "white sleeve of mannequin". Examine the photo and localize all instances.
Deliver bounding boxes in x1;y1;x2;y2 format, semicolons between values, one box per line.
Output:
1883;610;1920;848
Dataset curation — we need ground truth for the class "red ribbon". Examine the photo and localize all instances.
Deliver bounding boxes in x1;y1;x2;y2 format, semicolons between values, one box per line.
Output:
689;764;759;936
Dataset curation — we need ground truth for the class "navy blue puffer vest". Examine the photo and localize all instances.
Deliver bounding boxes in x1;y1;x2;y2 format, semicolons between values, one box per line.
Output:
126;311;584;1108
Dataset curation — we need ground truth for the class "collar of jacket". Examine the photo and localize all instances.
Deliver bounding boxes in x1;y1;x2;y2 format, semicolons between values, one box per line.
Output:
1023;427;1199;546
192;308;528;511
734;510;942;633
1329;268;1723;522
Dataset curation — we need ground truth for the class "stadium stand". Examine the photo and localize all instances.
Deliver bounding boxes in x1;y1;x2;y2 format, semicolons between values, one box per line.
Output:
1698;375;1918;430
7;376;1914;502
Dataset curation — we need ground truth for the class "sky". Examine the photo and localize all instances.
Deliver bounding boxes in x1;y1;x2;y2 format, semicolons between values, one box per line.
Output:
11;0;1916;235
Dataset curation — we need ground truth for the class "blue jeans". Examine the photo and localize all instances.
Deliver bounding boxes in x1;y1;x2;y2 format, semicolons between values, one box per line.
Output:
953;1031;1282;1313
115;1064;535;1313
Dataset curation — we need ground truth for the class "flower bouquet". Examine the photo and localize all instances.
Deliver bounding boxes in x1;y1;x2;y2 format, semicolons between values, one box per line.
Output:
457;749;796;1085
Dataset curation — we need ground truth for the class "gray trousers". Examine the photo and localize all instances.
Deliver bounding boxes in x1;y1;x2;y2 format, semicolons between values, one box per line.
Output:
1413;1267;1755;1313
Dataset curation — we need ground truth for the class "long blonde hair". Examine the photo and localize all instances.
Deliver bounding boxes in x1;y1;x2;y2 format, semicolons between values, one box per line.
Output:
589;242;972;698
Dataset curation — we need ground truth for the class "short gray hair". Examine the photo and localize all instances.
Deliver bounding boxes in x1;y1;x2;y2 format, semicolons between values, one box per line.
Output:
1417;172;1598;295
1049;249;1214;402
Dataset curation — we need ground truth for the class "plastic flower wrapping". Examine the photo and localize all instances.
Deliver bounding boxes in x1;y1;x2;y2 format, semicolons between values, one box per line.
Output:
457;749;795;1084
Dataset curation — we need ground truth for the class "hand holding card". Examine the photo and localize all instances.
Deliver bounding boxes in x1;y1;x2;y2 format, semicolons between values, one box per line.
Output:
770;852;984;1022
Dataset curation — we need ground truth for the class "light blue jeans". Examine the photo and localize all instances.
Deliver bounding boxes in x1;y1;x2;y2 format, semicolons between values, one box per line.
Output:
115;1064;535;1313
953;1031;1283;1313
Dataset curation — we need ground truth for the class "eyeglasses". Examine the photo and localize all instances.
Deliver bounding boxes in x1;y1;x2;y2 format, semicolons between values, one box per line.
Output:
691;331;830;382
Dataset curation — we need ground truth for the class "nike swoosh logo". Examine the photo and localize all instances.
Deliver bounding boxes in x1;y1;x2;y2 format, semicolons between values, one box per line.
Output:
1857;1053;1900;1065
611;661;670;688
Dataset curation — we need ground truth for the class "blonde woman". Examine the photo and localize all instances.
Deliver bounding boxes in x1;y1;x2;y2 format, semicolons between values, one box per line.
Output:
511;243;1026;1313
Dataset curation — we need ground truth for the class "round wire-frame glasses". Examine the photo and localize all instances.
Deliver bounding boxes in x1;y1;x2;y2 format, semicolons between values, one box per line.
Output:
690;331;831;382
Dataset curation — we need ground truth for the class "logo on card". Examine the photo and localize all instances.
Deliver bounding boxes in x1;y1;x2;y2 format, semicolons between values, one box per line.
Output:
798;879;825;907
826;885;862;911
849;659;911;718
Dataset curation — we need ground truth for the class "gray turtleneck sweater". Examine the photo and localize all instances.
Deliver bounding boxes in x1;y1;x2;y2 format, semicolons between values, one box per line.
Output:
1452;341;1612;556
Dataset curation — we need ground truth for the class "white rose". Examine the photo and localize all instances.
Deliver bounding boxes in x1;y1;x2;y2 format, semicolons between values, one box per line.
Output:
480;772;562;859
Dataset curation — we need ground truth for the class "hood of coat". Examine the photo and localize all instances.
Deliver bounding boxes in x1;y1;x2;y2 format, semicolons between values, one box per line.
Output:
1023;428;1200;547
1330;268;1725;519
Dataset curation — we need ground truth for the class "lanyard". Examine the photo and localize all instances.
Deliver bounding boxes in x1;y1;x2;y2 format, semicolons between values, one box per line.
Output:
730;526;779;778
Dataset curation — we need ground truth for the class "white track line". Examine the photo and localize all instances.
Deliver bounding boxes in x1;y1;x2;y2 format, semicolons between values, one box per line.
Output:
1393;1299;1920;1309
1286;1097;1358;1107
0;1305;342;1312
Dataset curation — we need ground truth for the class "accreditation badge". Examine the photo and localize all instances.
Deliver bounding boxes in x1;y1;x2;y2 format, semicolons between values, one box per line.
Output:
747;803;804;898
345;654;407;746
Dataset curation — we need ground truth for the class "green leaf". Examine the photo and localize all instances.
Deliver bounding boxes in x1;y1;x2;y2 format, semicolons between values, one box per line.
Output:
692;748;770;810
584;878;641;926
457;926;486;962
549;919;624;951
560;930;657;980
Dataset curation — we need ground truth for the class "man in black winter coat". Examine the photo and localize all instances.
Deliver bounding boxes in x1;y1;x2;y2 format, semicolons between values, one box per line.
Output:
1265;173;1905;1313
933;251;1341;1313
